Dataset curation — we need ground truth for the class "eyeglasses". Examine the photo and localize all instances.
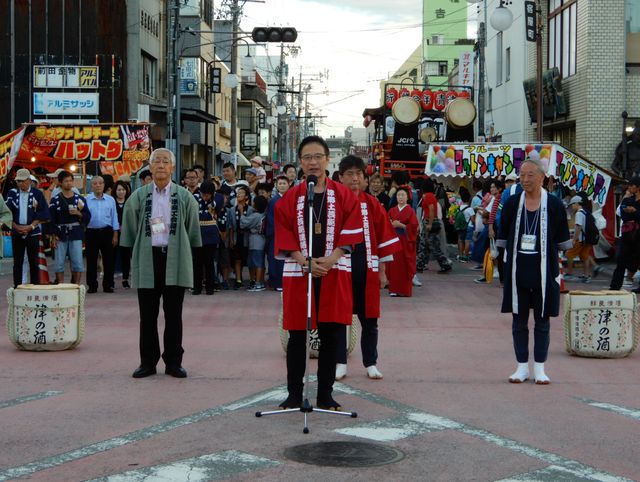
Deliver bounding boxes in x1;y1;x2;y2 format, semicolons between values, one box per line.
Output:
300;153;326;162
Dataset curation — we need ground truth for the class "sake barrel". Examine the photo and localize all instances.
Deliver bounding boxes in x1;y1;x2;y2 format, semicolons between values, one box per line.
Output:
7;283;86;351
564;290;639;358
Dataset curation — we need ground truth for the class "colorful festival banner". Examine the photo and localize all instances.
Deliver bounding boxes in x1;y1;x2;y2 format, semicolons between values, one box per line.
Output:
0;123;152;181
425;143;612;206
0;128;26;180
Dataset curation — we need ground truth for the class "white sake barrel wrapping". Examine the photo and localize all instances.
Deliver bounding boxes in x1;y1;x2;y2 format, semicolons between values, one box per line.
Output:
6;283;86;351
564;290;639;358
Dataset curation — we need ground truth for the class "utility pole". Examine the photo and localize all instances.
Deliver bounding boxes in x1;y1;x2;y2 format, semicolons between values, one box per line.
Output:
535;0;543;142
174;0;182;176
10;0;15;128
230;0;239;169
277;43;285;165
166;1;175;155
477;1;487;140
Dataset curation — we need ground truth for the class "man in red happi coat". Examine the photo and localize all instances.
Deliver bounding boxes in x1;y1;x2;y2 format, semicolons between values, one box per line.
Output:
275;136;363;410
336;156;401;381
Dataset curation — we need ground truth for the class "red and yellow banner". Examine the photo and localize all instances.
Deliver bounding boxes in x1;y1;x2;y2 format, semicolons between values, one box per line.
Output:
1;123;152;180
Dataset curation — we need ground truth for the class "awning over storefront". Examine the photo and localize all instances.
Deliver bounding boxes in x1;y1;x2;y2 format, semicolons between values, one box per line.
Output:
149;105;219;124
218;151;251;168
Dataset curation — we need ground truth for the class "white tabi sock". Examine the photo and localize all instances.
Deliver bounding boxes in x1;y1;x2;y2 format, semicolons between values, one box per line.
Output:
508;362;529;383
335;363;347;381
533;362;550;385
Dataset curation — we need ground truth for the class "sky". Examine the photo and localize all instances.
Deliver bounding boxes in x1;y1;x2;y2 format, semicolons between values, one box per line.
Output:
238;0;425;137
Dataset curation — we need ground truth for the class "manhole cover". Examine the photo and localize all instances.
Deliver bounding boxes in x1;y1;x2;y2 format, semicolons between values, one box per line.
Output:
284;441;405;467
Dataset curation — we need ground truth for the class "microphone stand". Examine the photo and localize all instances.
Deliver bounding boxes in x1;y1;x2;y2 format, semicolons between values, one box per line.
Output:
256;178;357;434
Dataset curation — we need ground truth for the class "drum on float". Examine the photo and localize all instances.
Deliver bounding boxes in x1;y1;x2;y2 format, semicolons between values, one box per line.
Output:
391;97;421;126
564;290;639;358
444;97;477;129
7;283;86;351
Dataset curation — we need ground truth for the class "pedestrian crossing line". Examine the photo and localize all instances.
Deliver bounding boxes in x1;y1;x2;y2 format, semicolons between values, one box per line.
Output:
496;464;622;482
86;450;279;482
579;398;640;422
334;384;632;482
0;386;287;482
0;391;63;410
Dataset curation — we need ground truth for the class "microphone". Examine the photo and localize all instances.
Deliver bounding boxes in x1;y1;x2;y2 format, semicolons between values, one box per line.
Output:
306;174;318;202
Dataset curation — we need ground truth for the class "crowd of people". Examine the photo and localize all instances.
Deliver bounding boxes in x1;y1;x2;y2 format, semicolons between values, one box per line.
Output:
2;138;639;392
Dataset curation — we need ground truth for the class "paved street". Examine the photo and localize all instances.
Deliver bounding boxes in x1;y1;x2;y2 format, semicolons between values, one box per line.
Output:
0;260;639;481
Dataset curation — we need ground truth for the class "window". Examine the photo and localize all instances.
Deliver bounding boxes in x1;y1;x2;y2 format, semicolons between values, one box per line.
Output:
141;52;157;97
496;32;503;85
627;1;640;64
202;0;213;27
548;0;577;78
431;34;445;45
425;60;448;76
487;88;493;111
506;47;511;81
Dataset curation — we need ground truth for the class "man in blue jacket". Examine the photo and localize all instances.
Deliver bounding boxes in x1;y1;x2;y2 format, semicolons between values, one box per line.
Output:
6;168;50;287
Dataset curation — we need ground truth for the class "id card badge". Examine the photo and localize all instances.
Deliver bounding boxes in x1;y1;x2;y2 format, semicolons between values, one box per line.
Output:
150;217;167;234
521;234;537;251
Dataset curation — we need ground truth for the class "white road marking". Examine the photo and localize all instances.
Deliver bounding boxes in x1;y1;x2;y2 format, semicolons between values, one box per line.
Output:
0;391;63;409
86;450;279;482
0;387;287;482
580;399;640;422
334;385;632;482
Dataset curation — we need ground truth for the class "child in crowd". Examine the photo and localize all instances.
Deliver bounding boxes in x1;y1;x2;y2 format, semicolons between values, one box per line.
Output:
240;195;268;292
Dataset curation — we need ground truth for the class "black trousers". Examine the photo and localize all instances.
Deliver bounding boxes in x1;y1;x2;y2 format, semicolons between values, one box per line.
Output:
286;323;341;402
512;286;550;363
115;244;131;280
285;277;340;402
137;248;186;369
86;227;115;290
193;244;218;292
336;315;378;366
609;236;639;290
12;234;40;287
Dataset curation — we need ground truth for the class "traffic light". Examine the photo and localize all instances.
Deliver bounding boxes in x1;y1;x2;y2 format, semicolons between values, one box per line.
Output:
251;27;297;43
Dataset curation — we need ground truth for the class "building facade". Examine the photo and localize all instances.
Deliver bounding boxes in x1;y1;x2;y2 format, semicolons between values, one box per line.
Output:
482;0;640;169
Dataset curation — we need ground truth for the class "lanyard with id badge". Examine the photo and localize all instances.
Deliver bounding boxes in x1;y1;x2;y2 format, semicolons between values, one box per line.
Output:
150;217;168;235
520;206;540;253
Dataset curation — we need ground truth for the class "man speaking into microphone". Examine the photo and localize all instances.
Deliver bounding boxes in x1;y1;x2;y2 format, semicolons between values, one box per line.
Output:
274;136;363;411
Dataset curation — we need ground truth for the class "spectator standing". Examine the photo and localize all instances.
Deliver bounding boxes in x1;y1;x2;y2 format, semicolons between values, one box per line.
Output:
282;163;298;187
184;168;200;196
609;177;640;291
138;168;153;186
6;168;49;287
219;162;239;204
121;148;201;379
244;168;260;193
368;173;391;210
113;180;132;289
266;175;290;291
386;186;419;297
565;195;595;282
227;185;253;289
85;176;119;293
49;170;91;285
250;156;267;182
192;181;220;295
241;195;268;291
417;178;452;274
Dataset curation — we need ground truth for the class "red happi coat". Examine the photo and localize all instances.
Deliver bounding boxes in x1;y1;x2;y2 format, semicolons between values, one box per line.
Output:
386;204;419;297
357;191;401;318
275;179;364;330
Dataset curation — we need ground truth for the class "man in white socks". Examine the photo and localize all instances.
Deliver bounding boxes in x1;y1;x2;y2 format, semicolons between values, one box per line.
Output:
496;158;571;384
